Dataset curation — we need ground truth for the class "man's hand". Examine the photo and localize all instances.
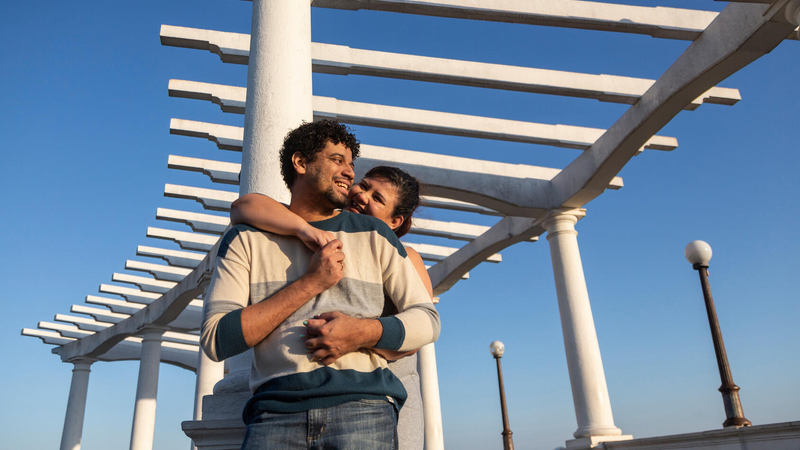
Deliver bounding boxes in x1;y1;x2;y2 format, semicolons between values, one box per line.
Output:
301;240;345;295
304;312;382;365
296;225;336;251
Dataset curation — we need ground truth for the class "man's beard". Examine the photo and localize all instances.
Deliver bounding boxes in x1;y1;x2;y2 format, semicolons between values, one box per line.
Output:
320;185;349;210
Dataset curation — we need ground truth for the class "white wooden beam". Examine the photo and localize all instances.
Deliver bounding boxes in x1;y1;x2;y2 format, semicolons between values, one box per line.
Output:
156;208;229;235
111;273;177;294
551;3;799;209
146;227;219;252
404;242;501;263
167;155;240;185
169;90;677;151
164;184;237;212
125;260;192;283
136;245;206;269
309;0;766;41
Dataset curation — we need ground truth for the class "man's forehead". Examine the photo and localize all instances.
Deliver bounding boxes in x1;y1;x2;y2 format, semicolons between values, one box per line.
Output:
322;141;353;161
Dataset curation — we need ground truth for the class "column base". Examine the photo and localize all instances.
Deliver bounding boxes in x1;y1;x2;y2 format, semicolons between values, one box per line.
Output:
182;419;245;450
566;435;633;449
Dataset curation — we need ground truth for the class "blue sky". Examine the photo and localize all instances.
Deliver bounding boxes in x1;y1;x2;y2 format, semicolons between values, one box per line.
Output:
2;1;799;449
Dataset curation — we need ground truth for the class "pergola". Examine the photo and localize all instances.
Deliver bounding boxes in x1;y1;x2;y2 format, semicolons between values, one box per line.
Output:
22;2;800;450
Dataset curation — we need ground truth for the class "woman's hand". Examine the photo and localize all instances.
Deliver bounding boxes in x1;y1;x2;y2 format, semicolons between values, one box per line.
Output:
297;225;336;251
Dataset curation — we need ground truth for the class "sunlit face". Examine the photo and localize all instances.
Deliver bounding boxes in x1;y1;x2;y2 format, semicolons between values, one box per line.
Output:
345;177;403;230
301;141;355;209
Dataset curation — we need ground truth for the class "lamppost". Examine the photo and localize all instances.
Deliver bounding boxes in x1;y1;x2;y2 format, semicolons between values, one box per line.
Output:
685;240;752;428
490;341;514;450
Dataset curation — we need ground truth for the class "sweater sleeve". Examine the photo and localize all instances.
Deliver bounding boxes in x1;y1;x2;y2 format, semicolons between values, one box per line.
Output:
374;239;441;352
200;226;252;362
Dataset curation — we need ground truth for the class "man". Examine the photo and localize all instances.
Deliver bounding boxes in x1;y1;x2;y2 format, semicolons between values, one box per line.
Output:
200;120;440;449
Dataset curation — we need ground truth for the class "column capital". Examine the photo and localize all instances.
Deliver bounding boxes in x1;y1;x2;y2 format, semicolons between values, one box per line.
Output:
542;208;586;239
139;325;169;341
67;356;98;367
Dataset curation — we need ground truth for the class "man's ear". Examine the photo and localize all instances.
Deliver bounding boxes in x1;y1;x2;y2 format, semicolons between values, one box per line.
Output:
388;215;404;231
292;152;307;175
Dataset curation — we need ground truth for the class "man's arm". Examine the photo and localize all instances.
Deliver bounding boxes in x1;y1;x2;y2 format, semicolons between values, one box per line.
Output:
201;228;346;362
303;246;436;364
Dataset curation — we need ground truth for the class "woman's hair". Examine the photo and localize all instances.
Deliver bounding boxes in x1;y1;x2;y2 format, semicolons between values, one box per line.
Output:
363;166;420;238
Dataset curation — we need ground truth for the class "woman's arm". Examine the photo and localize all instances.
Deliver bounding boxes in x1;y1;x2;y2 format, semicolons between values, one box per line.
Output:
370;246;432;361
230;193;334;250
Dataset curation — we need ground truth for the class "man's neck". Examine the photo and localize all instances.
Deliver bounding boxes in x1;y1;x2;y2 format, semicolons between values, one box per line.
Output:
288;196;340;223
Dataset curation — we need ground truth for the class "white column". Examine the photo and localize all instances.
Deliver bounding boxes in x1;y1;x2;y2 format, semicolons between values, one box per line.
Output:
130;327;166;450
418;343;445;450
193;347;225;421
239;0;313;200
60;358;96;450
542;209;626;445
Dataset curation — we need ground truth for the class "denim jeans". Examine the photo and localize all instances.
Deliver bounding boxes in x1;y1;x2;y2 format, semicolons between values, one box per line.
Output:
241;399;398;450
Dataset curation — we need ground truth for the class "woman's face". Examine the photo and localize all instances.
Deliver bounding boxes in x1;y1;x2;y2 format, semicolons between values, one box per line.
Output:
345;177;403;230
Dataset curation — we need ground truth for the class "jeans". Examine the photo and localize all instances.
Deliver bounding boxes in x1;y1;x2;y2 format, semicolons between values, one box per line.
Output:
241;399;398;450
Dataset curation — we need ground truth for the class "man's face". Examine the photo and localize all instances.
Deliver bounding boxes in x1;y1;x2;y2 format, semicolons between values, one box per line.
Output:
302;141;355;210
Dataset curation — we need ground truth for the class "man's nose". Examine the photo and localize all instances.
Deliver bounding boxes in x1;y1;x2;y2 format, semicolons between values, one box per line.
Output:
342;164;355;181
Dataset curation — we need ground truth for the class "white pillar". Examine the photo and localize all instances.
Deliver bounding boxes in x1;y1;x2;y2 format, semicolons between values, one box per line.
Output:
60;358;95;450
193;347;225;421
130;327;166;450
239;0;313;201
418;343;445;450
542;209;627;445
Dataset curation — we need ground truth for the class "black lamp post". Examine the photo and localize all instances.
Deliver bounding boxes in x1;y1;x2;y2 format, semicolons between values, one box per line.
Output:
490;341;515;450
685;240;751;428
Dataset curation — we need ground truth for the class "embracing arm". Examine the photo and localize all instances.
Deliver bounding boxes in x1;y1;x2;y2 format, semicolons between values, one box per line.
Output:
371;247;431;360
304;247;435;363
231;193;334;251
201;230;345;362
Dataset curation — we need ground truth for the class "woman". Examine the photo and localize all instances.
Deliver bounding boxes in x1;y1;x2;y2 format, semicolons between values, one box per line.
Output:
230;165;431;450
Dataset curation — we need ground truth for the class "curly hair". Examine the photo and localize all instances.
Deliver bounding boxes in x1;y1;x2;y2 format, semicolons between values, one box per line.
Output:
363;166;420;238
279;120;360;189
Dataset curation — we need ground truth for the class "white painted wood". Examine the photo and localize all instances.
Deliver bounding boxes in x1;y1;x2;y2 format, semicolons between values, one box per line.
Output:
84;296;204;331
550;3;798;210
125;260;192;283
145;227;219;252
60;358;94;450
169;92;677;151
410;218;490;241
21;328;76;345
136;245;206;269
543;210;623;441
403;242;501;263
55;315;114;332
164;184;237;212
169;119;243;151
159;25;249;64
310;0;721;41
39;321;93;339
71;305;130;324
156;208;229;235
314;96;677;151
419;196;501;216
112;273;177;294
169;50;739;110
167;155;240;185
99;285;160;304
53;314;199;346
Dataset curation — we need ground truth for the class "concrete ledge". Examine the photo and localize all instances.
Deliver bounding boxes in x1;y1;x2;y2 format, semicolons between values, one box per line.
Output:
182;419;245;450
604;421;800;450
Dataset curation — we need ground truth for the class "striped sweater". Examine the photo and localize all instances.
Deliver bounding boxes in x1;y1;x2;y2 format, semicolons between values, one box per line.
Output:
200;211;440;422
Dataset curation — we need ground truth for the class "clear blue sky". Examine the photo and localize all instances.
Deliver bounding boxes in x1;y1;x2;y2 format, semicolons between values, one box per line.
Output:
2;1;799;449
